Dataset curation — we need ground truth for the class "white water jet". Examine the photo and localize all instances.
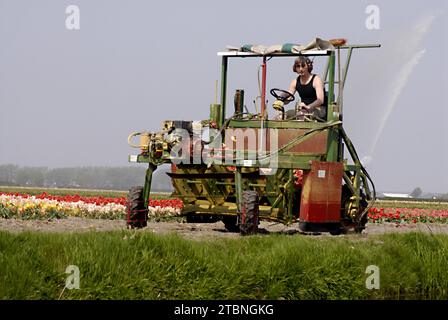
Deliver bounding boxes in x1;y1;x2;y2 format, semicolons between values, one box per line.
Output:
367;49;426;158
363;13;435;165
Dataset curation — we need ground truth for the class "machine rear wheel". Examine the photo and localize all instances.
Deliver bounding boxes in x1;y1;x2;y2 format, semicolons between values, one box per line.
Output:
354;195;369;233
329;227;347;236
240;191;259;235
126;186;147;229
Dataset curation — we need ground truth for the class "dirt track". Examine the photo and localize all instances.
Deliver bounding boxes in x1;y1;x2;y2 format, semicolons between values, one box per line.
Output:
1;217;448;239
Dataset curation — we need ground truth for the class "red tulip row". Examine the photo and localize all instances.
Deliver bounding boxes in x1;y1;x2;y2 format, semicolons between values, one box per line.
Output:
368;207;448;224
147;199;183;209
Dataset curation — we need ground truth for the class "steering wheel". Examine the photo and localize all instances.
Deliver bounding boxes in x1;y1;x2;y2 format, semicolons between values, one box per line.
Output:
270;88;295;103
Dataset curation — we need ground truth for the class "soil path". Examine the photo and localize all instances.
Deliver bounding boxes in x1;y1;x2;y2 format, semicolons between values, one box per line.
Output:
1;218;448;239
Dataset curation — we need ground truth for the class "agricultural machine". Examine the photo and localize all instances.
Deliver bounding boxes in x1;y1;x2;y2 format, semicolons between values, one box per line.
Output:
127;38;380;235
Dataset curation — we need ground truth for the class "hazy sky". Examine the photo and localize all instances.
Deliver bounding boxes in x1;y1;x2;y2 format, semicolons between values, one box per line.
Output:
0;0;447;193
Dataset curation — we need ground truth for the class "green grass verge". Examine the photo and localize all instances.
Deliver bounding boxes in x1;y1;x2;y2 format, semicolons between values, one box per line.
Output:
0;231;447;300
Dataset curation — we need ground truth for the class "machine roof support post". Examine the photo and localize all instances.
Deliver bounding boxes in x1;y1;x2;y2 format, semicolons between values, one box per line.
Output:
322;55;330;85
338;47;353;112
337;47;342;114
220;56;228;127
326;51;339;162
261;56;267;119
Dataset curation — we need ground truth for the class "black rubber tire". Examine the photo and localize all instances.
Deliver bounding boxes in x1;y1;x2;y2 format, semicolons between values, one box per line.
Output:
329;226;348;236
126;186;147;229
239;191;259;235
330;228;342;236
222;216;239;233
354;195;369;233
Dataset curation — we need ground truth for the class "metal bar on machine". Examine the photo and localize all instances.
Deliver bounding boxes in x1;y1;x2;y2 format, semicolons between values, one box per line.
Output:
261;56;267;119
235;168;243;213
325;52;339;162
337;47;342;112
220;56;228;127
339;44;381;49
341;47;353;101
343;172;356;195
143;164;156;208
322;55;330;85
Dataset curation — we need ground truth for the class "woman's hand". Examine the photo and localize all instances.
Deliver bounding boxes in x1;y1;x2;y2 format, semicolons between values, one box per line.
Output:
299;102;310;110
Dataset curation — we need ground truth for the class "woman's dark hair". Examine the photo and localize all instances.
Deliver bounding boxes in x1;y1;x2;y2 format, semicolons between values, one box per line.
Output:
293;56;313;72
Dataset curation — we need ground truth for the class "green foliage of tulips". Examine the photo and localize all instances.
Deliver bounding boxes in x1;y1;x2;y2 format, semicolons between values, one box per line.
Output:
0;231;447;300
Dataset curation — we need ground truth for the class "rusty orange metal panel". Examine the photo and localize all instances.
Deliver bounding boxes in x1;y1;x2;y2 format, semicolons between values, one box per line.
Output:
276;129;327;154
224;128;328;154
299;161;343;223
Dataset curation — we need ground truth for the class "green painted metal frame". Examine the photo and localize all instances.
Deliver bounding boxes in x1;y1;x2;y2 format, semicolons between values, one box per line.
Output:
132;44;379;224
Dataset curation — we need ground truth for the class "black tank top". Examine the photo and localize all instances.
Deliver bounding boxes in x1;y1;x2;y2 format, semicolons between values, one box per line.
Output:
296;74;317;105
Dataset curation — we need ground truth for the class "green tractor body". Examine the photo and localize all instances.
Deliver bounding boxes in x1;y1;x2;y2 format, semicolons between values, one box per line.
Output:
127;40;380;235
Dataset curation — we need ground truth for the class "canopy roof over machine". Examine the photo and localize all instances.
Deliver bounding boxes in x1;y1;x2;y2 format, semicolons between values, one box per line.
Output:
219;37;341;57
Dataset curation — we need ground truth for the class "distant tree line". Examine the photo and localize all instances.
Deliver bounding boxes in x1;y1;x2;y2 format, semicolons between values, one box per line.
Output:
0;164;173;191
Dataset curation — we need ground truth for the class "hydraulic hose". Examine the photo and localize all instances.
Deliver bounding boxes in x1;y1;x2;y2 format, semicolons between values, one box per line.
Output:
340;126;377;226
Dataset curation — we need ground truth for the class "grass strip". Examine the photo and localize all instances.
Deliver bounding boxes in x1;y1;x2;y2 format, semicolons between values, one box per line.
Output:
0;231;447;300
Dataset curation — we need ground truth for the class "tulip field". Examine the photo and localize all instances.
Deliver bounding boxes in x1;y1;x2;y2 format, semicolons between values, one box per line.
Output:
1;187;448;225
0;190;183;221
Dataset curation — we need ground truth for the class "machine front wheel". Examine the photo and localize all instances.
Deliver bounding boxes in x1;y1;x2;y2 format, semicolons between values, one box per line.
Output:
126;186;147;229
239;191;259;235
